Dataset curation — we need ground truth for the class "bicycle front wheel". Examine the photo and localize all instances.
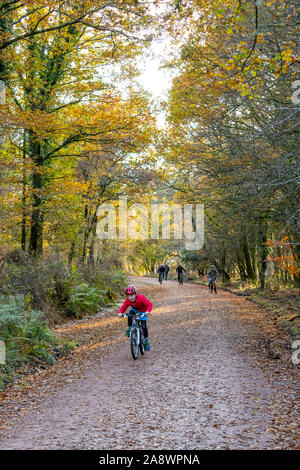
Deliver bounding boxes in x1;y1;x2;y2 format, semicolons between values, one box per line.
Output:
139;341;145;355
130;327;139;360
139;328;145;355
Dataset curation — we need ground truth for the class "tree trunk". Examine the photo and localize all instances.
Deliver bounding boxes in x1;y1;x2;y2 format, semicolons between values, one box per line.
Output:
21;130;27;251
258;233;268;290
88;224;96;266
81;208;97;263
0;12;11;82
28;174;44;256
237;251;247;281
81;204;89;263
68;240;76;267
288;230;300;287
242;236;256;281
28;137;44;257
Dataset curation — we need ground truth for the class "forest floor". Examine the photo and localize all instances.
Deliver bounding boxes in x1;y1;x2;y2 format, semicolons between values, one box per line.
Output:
221;286;300;340
0;277;299;450
188;277;300;340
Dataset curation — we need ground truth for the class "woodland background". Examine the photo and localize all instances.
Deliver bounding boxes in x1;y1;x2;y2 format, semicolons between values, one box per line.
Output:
0;0;299;385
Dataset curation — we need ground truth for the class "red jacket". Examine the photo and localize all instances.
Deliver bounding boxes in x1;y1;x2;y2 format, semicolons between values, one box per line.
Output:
118;294;153;314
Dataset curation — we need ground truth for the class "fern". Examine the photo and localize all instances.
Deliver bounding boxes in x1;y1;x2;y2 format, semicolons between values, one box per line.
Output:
67;283;109;318
0;295;62;387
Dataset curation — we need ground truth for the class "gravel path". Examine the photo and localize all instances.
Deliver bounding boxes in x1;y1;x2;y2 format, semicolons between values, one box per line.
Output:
0;277;299;449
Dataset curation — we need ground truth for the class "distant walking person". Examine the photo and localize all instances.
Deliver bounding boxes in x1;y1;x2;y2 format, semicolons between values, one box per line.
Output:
164;263;170;280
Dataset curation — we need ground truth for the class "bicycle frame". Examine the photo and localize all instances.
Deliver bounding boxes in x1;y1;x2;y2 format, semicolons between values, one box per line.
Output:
131;315;140;341
122;312;145;360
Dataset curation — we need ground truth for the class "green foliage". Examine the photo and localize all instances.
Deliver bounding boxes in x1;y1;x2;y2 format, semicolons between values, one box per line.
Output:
0;253;72;311
0;257;126;388
67;283;109;318
0;295;72;388
62;265;127;318
75;264;127;297
0;254;126;319
125;240;178;275
97;269;127;295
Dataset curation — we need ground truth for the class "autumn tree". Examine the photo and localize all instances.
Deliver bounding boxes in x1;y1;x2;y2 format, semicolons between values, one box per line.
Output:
162;0;299;287
0;1;158;257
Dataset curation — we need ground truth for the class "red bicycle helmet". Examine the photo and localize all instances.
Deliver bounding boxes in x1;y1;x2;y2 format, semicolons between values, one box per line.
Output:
124;285;137;295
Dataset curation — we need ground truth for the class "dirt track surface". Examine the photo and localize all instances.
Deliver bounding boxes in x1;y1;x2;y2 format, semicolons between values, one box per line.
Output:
0;277;299;449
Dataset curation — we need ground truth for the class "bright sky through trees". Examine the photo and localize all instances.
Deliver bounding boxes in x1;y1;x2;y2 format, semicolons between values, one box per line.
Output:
139;41;172;98
138;39;175;127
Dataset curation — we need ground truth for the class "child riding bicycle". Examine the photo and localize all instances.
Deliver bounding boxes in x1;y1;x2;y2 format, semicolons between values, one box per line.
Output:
117;285;152;351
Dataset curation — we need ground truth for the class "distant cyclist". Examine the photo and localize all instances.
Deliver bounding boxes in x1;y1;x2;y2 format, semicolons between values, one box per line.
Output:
176;264;185;283
117;285;152;351
207;264;219;290
157;264;165;283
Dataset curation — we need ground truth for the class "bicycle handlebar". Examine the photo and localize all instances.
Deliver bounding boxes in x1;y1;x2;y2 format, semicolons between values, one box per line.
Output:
118;312;149;318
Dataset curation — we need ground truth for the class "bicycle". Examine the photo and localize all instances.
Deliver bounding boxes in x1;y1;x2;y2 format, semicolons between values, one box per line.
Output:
178;272;183;285
120;312;145;360
209;277;217;293
158;271;164;284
